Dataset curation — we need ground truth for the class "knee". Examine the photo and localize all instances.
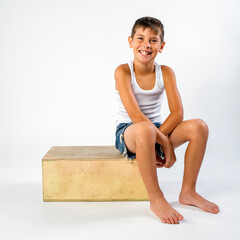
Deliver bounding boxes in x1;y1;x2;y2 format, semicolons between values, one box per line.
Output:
135;122;157;145
189;119;209;140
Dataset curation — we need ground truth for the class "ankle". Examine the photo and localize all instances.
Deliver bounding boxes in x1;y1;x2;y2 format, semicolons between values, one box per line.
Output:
149;192;165;203
180;187;196;195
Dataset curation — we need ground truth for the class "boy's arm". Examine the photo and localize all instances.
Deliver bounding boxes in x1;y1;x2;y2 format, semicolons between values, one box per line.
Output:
159;65;184;136
115;64;152;124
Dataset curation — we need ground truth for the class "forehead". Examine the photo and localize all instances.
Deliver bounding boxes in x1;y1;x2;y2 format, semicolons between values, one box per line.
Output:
135;27;160;38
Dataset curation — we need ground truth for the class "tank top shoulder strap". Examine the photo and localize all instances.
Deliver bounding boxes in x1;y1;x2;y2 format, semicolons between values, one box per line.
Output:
155;62;165;90
126;60;134;86
126;60;164;89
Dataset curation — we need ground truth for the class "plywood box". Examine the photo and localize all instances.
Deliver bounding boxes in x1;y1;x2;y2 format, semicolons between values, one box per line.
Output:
42;146;148;201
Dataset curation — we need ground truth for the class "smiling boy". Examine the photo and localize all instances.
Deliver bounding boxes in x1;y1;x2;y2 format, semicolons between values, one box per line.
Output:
114;16;220;224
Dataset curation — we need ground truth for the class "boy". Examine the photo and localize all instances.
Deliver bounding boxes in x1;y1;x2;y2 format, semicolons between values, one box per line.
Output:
114;16;220;224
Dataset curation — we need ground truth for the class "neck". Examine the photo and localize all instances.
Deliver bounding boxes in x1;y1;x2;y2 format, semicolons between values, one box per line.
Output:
133;59;155;76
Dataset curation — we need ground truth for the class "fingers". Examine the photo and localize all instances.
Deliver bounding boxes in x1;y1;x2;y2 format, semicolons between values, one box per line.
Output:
156;162;164;168
165;162;173;168
155;152;165;168
156;153;176;169
163;159;176;168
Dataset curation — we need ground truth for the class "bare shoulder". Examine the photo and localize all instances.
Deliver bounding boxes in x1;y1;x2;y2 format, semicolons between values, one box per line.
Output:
161;65;176;85
114;63;147;123
114;63;131;90
161;65;175;77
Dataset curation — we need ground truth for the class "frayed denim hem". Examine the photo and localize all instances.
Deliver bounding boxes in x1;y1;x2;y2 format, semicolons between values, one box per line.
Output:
119;132;135;164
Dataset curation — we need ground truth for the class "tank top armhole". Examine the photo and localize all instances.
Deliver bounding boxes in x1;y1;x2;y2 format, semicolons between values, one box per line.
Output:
126;61;134;86
159;65;165;90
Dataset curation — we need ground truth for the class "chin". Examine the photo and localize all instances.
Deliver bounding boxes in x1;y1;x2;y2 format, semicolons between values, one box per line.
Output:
136;56;155;63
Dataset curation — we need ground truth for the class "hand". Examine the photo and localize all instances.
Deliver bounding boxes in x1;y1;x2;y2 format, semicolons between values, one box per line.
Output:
155;152;166;168
161;142;176;168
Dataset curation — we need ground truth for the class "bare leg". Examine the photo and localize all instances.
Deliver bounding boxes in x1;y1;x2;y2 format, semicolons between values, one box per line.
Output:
124;121;183;224
167;119;220;214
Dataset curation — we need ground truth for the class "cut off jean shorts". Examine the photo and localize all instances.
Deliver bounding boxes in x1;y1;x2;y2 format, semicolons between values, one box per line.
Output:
115;122;165;163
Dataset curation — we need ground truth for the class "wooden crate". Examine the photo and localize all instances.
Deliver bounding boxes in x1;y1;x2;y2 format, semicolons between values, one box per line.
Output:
42;146;148;201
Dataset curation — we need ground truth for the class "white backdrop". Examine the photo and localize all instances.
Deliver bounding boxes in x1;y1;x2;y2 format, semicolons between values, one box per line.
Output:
0;0;239;184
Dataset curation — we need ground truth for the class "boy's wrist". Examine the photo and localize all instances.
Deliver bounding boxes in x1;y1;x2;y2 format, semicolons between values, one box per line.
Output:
162;137;171;148
162;139;172;149
156;128;170;147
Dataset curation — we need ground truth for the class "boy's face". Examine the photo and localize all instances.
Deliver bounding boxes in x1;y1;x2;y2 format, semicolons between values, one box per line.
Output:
128;27;165;63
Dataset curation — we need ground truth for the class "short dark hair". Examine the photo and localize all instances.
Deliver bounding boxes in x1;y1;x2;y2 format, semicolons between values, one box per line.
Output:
131;16;164;43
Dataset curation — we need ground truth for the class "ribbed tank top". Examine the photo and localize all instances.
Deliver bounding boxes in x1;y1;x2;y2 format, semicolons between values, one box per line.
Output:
115;60;165;126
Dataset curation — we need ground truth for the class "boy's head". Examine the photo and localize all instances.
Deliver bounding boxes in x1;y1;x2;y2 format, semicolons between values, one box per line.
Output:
131;16;164;44
128;16;165;61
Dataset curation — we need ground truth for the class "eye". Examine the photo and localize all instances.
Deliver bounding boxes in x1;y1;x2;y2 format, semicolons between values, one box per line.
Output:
137;37;143;40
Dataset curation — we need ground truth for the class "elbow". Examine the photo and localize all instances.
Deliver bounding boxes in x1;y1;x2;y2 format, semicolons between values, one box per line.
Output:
132;117;151;124
179;111;184;122
173;111;183;123
131;113;151;124
176;106;184;123
178;110;183;123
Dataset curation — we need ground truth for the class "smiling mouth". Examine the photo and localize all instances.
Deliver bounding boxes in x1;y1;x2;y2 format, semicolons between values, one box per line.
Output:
139;50;152;56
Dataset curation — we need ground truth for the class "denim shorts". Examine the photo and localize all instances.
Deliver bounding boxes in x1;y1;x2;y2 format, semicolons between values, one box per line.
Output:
115;122;165;163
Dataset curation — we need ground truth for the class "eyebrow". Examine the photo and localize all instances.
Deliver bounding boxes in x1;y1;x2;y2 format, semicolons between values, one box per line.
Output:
135;34;159;39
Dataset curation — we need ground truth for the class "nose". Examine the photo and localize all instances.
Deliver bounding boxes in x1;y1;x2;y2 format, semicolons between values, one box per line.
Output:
143;40;151;48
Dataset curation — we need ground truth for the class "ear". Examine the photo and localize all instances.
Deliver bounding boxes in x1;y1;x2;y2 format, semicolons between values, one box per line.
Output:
159;41;166;53
128;36;133;48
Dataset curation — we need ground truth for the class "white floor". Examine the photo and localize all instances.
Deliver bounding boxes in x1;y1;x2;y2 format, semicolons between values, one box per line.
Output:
1;172;239;240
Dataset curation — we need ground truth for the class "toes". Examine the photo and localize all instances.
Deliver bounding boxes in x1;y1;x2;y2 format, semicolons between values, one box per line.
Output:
204;203;220;214
172;214;179;224
161;217;167;223
175;212;184;221
212;205;220;213
213;204;219;210
166;218;172;224
170;216;177;224
162;216;179;224
168;217;174;224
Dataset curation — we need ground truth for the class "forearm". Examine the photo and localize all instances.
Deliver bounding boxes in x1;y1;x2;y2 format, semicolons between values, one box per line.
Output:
159;112;183;136
156;128;171;148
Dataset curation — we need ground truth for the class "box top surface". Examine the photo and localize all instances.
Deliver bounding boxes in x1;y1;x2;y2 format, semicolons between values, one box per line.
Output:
42;146;126;160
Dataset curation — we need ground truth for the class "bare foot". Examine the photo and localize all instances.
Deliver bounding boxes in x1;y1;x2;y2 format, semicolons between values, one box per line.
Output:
179;190;220;214
150;195;184;224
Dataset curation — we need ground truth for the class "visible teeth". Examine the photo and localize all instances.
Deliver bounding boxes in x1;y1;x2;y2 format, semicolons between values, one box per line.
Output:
140;51;150;55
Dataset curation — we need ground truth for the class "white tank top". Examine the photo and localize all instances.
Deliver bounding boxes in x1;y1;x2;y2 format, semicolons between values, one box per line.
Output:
115;60;165;126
